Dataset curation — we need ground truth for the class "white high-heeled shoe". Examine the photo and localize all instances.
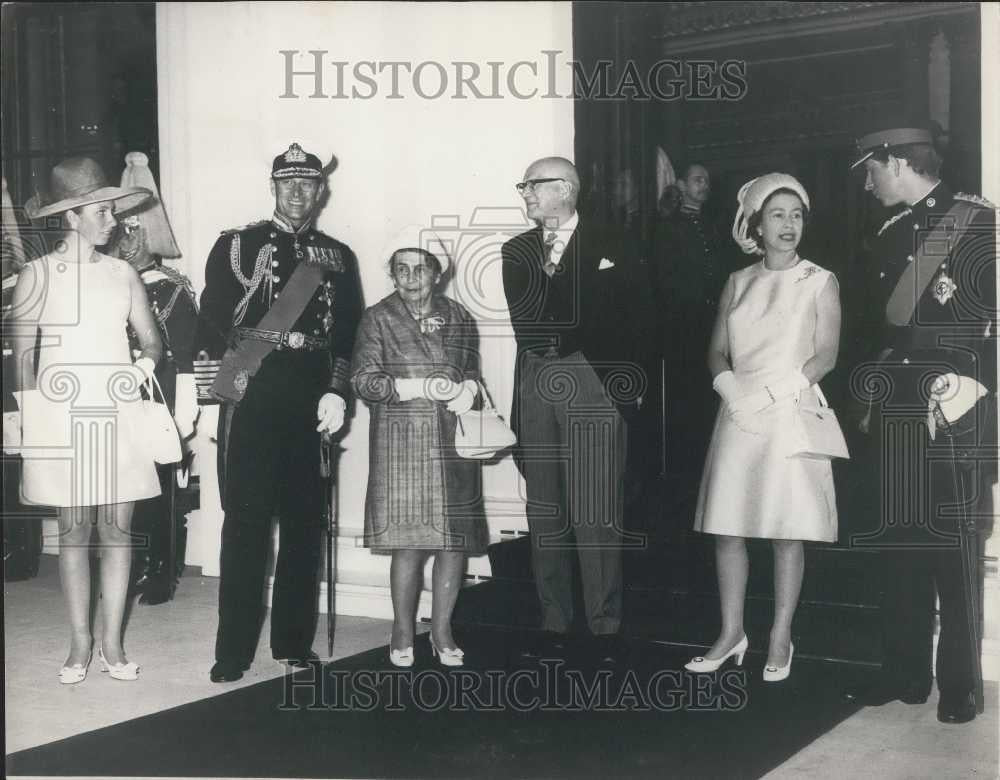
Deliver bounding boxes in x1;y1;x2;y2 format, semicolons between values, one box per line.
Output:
684;635;748;672
430;638;464;667
763;642;794;682
389;647;414;668
58;653;92;685
98;648;140;681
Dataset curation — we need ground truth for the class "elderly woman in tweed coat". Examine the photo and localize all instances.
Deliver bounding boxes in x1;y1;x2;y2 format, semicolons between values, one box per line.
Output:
351;226;487;668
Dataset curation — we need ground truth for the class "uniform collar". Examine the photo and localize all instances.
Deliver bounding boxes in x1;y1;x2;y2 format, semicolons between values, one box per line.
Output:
908;181;949;215
271;211;313;236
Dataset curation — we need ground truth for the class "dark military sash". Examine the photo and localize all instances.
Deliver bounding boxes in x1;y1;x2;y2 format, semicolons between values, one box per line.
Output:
210;261;324;404
885;201;976;326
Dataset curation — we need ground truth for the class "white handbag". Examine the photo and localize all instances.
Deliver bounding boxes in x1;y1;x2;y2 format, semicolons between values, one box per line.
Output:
139;374;183;464
454;380;517;460
784;386;849;460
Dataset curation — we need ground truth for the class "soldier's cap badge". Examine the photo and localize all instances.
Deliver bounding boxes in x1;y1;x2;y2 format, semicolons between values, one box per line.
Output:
272;143;324;180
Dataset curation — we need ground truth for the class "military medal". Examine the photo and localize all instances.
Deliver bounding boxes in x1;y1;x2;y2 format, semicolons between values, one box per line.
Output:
932;272;957;304
234;369;249;394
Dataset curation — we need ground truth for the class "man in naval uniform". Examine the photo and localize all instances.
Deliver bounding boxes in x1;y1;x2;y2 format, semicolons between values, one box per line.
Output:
197;143;362;682
844;126;996;724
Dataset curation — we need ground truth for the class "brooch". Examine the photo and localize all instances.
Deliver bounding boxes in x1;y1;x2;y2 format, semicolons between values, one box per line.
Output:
794;265;820;283
932;272;957;304
419;314;446;334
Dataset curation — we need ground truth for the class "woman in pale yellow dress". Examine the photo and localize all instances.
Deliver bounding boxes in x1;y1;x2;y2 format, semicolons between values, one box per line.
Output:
10;158;162;682
686;174;842;682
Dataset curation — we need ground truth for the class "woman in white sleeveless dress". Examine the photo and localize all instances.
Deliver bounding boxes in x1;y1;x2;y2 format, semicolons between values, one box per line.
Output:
685;174;842;681
10;158;161;683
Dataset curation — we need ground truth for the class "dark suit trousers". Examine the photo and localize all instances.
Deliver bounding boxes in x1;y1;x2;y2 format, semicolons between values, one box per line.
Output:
881;546;977;698
215;372;323;665
518;351;626;635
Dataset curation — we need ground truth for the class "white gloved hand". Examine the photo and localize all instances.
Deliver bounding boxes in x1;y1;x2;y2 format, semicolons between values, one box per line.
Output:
173;373;198;439
712;371;743;406
764;369;811;404
394;377;460;403
3;411;21;454
446;380;478;414
316;393;346;435
715;370;771;416
425;377;460;402
395;377;427;401
928;373;988;439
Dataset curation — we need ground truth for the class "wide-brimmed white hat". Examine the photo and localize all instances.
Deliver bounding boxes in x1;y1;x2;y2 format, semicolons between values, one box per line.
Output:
731;173;810;255
25;157;151;219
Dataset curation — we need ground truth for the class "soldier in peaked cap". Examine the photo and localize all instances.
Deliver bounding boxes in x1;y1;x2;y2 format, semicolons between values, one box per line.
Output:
197;142;363;682
844;125;997;724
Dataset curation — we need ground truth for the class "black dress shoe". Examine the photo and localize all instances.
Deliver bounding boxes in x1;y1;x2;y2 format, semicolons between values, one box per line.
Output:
937;691;976;724
138;576;177;606
273;650;321;669
210;661;245;683
589;633;626;665
841;680;929;706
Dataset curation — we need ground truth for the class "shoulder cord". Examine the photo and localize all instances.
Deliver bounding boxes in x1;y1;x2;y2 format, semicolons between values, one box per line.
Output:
230;234;275;327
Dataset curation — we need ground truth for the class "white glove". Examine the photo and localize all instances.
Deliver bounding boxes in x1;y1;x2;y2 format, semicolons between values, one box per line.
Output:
173;373;198;439
133;356;156;387
3;411;21;454
714;371;771;416
446;380;478;414
395;377;427;401
712;371;743;406
763;369;810;404
316;393;346;435
928;373;988;440
394;377;460;402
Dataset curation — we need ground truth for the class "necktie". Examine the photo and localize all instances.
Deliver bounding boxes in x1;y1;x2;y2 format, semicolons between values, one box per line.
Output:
543;231;558;277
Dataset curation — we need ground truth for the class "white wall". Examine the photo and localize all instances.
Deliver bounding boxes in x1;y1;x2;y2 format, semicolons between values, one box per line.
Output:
156;1;576;568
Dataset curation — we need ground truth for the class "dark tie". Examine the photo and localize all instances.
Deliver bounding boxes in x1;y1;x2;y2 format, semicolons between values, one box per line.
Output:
543;231;558;277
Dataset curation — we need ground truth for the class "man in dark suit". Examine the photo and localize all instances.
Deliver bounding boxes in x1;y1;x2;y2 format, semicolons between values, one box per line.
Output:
843;126;996;724
502;156;640;661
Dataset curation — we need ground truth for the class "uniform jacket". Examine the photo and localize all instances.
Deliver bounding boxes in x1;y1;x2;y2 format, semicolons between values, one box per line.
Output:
196;215;363;399
869;184;996;403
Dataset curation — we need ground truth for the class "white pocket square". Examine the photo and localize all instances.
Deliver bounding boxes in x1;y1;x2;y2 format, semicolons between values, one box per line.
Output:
599;257;615;270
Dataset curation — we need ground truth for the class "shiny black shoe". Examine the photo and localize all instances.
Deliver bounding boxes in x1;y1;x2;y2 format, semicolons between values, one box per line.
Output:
937;691;976;724
210;661;246;683
138;575;177;606
273;650;321;670
841;679;929;706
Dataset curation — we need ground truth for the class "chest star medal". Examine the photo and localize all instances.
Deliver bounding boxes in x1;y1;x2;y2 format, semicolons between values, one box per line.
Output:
932;272;957;305
234;369;249;394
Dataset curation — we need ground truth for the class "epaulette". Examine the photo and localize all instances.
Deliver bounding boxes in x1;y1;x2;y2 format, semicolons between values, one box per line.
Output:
877;207;912;237
220;219;269;236
954;193;997;210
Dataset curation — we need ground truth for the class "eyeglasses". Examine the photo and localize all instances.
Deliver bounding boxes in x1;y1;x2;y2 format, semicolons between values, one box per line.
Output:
514;178;566;195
